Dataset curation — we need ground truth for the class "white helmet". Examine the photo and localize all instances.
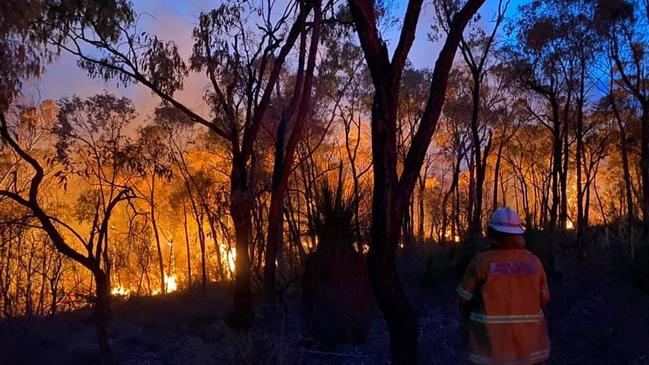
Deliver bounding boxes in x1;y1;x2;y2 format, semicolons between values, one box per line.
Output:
488;207;524;234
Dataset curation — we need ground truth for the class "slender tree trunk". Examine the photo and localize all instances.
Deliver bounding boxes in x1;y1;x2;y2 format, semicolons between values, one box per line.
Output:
641;108;649;246
559;83;573;233
594;173;608;227
442;150;462;242
584;169;592;227
550;99;561;233
402;197;414;249
492;141;505;211
150;176;166;295
417;176;426;242
206;216;225;281
469;73;484;236
467;153;475;229
454;175;462;240
197;215;207;295
576;81;586;258
546;98;561;271
182;203;192;288
501;171;507;208
560;113;569;231
177;159;206;293
619;115;635;247
345;118;363;246
264;7;320;300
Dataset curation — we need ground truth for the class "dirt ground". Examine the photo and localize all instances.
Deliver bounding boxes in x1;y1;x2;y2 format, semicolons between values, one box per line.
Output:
2;242;649;365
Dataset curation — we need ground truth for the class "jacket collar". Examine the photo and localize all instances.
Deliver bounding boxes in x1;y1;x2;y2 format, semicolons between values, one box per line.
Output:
489;235;525;249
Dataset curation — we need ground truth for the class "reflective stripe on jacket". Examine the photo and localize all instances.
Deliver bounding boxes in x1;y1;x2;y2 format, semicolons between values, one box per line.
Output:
458;246;550;365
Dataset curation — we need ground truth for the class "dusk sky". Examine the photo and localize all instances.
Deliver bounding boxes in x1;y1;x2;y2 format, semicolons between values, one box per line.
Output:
22;0;529;122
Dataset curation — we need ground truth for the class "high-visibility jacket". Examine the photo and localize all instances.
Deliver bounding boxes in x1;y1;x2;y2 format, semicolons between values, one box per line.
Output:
457;243;550;365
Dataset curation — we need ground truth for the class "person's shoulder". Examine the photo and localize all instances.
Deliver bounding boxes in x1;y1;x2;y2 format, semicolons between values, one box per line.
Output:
519;248;541;258
473;247;499;265
518;249;546;266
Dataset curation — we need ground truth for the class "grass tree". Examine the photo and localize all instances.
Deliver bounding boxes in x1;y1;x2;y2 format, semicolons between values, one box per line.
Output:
302;180;373;347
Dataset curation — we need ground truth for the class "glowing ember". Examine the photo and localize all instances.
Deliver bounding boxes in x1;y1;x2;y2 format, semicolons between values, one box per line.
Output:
444;229;461;243
566;220;574;230
111;284;130;296
164;273;178;293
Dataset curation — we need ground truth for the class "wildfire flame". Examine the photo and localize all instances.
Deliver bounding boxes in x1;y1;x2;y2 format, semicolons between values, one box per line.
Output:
566;220;574;230
444;228;461;243
164;273;177;293
111;284;130;296
227;248;236;274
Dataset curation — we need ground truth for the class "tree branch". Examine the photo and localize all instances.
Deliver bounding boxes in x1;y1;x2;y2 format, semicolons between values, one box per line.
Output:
398;0;486;204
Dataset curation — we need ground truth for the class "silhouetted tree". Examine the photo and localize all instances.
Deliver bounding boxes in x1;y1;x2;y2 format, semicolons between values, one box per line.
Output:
346;0;485;361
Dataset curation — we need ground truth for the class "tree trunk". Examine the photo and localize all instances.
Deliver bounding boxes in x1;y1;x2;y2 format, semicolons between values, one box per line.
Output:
178;164;206;293
368;92;418;364
206;215;224;281
228;156;254;326
612;98;635;247
576;70;586;256
549;99;561;233
417;176;426;242
182;203;192;288
469;73;484;236
264;7;320;300
546;96;561;271
402;197;414;249
197;214;207;295
150;176;166;295
94;270;113;365
346;1;485;361
442;150;462;242
560;113;569;232
263;184;285;300
492;141;505;211
467;153;475;230
641;108;649;246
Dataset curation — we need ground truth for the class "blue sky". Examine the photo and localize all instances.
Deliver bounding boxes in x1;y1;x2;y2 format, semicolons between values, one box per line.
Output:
21;0;529;121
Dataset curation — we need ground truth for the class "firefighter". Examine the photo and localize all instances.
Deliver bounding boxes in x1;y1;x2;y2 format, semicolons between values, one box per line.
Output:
457;207;551;365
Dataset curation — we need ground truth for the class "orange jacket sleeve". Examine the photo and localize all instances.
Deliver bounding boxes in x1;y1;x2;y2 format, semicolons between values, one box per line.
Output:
457;255;484;321
539;260;550;307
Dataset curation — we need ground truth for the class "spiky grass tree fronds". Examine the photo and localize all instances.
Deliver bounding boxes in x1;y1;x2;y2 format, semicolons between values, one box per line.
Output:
302;181;374;348
309;181;358;249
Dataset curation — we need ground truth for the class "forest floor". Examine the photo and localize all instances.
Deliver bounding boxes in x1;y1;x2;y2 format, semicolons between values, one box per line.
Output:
2;240;649;365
